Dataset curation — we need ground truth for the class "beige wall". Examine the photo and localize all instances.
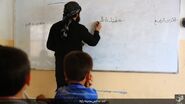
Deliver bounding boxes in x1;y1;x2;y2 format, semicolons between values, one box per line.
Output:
26;40;185;99
0;39;14;46
0;0;14;41
0;0;14;46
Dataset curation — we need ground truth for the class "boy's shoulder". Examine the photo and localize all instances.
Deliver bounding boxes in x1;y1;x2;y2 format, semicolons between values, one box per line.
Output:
55;83;97;100
56;83;97;94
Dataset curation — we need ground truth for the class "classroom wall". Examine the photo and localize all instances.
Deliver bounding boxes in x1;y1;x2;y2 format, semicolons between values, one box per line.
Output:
26;40;185;99
1;0;185;99
0;0;14;46
181;0;185;40
26;0;185;99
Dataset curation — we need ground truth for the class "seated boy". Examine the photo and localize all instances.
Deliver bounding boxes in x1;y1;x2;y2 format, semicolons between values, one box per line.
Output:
0;46;31;103
55;51;97;103
0;46;47;104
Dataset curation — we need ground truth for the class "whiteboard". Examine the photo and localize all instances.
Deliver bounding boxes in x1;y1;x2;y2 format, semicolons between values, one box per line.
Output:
15;0;180;73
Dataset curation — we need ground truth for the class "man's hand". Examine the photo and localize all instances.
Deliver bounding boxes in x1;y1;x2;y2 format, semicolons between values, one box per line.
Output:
95;21;102;32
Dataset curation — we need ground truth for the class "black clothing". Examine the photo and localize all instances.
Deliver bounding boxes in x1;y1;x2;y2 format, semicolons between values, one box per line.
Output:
47;20;100;88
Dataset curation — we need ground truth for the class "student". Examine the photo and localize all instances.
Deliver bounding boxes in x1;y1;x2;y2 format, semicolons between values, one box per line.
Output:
46;1;101;89
55;51;97;103
0;46;46;104
182;18;185;27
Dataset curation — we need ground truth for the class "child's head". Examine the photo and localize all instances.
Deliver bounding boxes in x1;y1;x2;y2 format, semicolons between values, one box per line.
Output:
64;51;93;84
0;46;30;97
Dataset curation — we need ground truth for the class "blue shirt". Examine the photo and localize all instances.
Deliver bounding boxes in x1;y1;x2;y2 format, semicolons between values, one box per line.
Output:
55;83;98;104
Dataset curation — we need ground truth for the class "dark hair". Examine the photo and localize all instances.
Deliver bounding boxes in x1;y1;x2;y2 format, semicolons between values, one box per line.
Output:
182;18;185;27
64;51;93;81
0;46;30;96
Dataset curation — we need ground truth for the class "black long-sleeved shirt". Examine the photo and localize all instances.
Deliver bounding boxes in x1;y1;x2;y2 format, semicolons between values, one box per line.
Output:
47;20;100;56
